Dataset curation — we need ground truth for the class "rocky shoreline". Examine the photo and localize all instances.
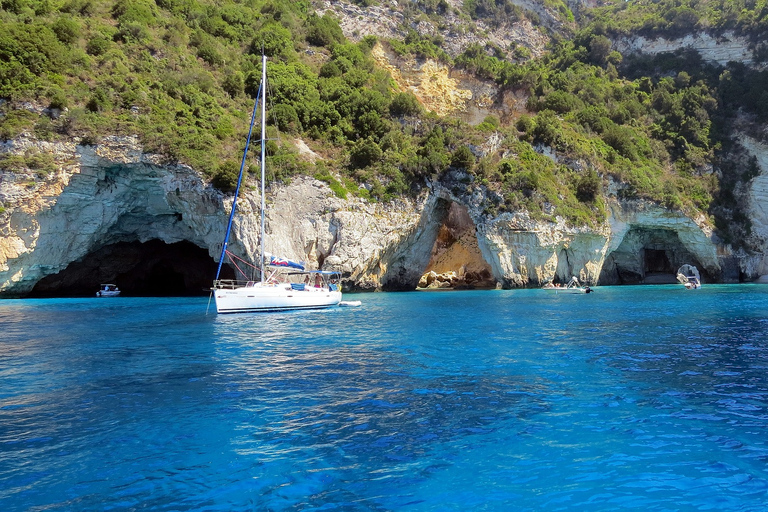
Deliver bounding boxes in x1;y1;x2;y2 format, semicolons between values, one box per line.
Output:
2;134;767;297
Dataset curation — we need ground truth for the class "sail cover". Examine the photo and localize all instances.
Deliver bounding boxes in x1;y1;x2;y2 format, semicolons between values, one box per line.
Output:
268;254;305;270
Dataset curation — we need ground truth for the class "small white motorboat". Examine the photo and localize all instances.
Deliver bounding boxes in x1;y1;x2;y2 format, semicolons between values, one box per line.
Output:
676;264;701;289
543;276;593;294
96;284;120;297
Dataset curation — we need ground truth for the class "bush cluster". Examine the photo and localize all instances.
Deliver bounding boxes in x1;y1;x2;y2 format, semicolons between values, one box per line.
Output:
0;0;757;233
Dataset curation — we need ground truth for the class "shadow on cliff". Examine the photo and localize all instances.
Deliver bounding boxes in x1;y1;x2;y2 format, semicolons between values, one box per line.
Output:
27;240;233;298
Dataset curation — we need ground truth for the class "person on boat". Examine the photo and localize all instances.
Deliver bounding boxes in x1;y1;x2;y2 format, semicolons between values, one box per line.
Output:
314;274;322;288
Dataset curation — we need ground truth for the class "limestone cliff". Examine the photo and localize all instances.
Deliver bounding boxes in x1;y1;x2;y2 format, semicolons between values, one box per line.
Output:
615;31;761;69
0;135;434;295
0;136;226;295
0;134;760;296
740;134;768;277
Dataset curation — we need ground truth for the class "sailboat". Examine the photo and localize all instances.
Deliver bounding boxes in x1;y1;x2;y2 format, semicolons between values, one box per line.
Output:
211;55;342;313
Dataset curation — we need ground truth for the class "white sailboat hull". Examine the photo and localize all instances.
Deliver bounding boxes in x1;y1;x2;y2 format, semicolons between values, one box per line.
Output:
214;283;342;313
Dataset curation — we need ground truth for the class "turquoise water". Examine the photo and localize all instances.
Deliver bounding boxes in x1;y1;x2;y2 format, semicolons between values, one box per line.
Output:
2;285;768;511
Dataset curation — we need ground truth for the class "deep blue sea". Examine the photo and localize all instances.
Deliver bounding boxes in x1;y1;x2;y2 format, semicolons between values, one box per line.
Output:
2;285;768;511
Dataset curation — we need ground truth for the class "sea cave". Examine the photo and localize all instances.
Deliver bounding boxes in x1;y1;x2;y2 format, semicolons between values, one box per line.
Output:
598;227;709;285
416;201;496;290
28;240;232;297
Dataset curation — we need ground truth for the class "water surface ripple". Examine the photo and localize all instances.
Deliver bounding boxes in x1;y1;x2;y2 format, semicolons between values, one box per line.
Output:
2;286;768;510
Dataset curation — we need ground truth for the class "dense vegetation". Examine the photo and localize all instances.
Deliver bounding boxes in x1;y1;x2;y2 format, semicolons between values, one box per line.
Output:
586;0;768;42
0;0;766;235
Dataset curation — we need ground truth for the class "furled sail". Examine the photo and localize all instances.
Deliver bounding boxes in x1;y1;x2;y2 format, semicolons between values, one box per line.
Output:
267;254;305;270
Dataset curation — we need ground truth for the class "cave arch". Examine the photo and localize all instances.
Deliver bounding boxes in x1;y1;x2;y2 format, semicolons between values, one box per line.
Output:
29;240;233;297
598;227;709;285
415;200;496;290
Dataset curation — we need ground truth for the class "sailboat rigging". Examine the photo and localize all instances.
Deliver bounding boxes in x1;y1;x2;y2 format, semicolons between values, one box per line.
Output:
211;55;342;313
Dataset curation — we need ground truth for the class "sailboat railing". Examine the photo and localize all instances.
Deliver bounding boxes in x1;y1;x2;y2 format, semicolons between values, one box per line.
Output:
214;270;339;290
213;279;254;289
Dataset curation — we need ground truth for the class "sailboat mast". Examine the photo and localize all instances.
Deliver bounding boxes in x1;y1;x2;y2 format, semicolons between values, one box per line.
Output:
214;78;262;282
259;54;267;283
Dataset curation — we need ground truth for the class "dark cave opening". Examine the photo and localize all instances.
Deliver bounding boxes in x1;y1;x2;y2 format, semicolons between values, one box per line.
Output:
642;247;678;283
29;240;234;297
598;227;708;285
644;248;673;273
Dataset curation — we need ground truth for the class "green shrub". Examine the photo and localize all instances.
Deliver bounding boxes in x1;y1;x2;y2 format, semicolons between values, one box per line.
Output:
61;0;95;16
197;41;224;66
115;21;150;42
451;145;475;170
349;137;382;169
602;124;637;160
211;160;241;192
86;35;112;56
576;169;601;202
314;167;348;199
542;90;584;113
0;22;69;95
271;103;301;132
86;87;111;112
47;87;68;110
249;22;295;61
0;110;37;140
532;110;563;147
354;111;387;139
26;151;57;176
52;16;80;45
111;0;158;26
222;70;244;98
389;92;422;117
477;115;500;132
305;13;345;47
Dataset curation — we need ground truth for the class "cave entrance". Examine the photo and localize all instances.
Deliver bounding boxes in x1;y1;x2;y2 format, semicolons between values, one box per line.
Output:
417;201;496;290
598;227;706;285
642;248;676;284
644;248;672;273
29;240;233;297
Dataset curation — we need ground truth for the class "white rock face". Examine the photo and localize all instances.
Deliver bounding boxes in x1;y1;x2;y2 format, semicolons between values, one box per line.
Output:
0;135;431;294
263;176;430;291
615;31;759;68
741;134;768;277
468;198;721;287
0;136;228;294
0;135;743;295
601;200;722;281
476;211;608;286
318;0;553;60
